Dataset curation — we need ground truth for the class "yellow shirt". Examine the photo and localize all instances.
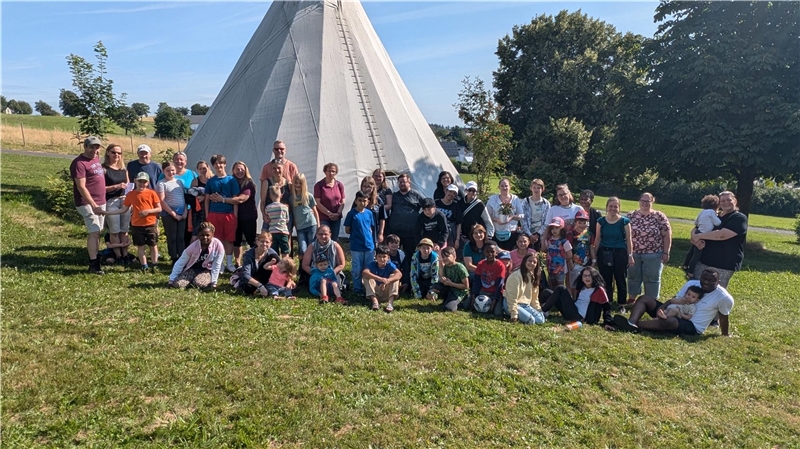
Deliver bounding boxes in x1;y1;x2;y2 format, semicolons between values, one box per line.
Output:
504;269;541;320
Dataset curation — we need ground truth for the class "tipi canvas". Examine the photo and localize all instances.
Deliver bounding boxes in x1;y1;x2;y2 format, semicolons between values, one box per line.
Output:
186;0;460;216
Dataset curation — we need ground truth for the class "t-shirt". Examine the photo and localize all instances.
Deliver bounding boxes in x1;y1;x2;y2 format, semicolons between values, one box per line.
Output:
70;154;106;207
268;268;291;287
205;175;240;214
463;242;486;269
237;180;258;221
510;248;536;272
675;280;734;334
344;208;376;252
103;166;127;200
435;198;463;226
389;250;405;270
569;229;593;267
442;262;469;299
475;259;506;294
157;178;186;216
314;179;345;218
377;187;392;206
546;238;573;275
597;216;630;249
126;160;162;190
696;209;722;234
191;248;209;271
416;210;448;247
124;188;161;227
545;204;583;234
367;260;398;281
292;193;318;230
266;202;290;235
628;210;671;254
700;211;748;271
574;288;593;319
259;159;299;184
388;189;424;233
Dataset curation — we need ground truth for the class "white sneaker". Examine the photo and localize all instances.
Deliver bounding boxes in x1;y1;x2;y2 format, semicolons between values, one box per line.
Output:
227;264;237;273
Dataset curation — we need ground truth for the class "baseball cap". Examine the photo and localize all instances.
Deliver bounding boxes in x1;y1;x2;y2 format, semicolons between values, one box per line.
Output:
574;209;589;221
498;251;512;260
465;181;478;192
135;172;150;182
548;216;565;227
84;136;101;147
446;184;459;192
137;144;152;154
417;238;434;248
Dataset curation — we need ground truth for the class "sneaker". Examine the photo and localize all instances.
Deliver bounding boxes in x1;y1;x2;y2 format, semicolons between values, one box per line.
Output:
141;265;149;273
335;297;348;305
319;296;329;304
226;264;237;273
613;314;638;332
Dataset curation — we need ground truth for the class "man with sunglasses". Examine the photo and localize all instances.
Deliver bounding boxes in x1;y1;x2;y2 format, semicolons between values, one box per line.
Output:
71;136;107;274
259;140;298;223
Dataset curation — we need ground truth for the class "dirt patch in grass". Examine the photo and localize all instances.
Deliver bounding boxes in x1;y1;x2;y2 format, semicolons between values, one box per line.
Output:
143;407;195;434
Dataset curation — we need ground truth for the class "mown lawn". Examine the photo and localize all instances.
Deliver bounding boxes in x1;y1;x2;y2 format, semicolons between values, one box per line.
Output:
1;113;155;135
3;154;800;447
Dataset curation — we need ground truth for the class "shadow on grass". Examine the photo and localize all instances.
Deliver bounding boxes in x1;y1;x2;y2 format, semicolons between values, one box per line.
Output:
671;236;800;274
1;245;89;275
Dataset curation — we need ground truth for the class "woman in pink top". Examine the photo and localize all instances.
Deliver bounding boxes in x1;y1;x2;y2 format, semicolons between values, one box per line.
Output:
314;163;346;241
627;192;672;301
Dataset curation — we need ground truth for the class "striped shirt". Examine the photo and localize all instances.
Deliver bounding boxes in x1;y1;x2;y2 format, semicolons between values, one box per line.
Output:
266;201;289;235
157;178;186;215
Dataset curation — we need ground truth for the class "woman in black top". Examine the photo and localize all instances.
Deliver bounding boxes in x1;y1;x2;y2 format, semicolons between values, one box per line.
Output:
228;161;260;267
102;143;130;263
433;171;465;201
372;168;393;215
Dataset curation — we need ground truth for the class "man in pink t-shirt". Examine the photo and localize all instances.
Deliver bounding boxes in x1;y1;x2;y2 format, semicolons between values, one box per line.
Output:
259;140;298;220
70;136;107;274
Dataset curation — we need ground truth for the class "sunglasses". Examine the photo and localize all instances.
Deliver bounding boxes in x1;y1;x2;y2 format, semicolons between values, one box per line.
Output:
467;189;477;193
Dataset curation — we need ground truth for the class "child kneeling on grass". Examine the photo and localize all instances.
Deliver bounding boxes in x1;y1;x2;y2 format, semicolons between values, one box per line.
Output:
362;245;402;313
411;238;439;298
102;172;161;272
309;255;344;304
426;246;469;312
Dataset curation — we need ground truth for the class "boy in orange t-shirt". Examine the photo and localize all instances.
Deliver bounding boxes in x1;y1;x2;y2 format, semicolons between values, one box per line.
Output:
103;172;162;271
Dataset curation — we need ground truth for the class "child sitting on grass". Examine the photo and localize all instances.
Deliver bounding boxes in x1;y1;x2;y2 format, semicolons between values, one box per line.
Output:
102;172;161;272
266;256;298;299
426;246;469;312
362;245;402;313
309;255;344;304
411;238;439;298
467;241;506;316
657;285;704;320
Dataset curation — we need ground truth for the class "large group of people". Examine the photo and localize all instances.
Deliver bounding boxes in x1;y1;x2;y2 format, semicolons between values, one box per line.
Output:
71;136;746;336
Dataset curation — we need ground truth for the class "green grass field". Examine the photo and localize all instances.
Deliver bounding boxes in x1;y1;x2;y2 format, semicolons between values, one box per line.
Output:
3;154;800;447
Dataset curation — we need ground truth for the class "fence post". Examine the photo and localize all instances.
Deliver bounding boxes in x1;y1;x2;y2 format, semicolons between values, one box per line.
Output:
20;123;26;148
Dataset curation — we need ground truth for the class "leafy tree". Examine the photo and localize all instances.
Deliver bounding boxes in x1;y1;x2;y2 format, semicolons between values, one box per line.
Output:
59;89;86;117
617;1;800;215
131;102;150;118
174;106;190;116
494;10;644;189
65;41;125;137
154;103;191;140
9;100;33;115
35;100;59;116
455;76;513;199
1;96;7;110
110;105;145;136
190;103;209;115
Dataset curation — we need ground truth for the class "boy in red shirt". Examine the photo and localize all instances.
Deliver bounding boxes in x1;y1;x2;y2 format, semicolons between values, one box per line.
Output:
103;172;162;272
468;241;506;316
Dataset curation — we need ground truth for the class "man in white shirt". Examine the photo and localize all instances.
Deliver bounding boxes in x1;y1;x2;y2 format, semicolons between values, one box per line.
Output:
613;268;733;336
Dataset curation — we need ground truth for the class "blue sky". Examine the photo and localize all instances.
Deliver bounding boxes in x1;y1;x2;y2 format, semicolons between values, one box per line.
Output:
2;1;659;125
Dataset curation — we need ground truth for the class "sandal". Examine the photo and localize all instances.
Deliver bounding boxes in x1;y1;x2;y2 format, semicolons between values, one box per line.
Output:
385;303;394;313
371;299;380;311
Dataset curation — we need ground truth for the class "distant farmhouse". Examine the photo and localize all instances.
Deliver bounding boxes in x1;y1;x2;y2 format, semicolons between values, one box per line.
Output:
188;115;206;132
439;140;472;163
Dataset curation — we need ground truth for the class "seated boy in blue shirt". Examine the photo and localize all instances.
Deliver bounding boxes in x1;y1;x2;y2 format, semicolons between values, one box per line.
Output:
362;245;402;314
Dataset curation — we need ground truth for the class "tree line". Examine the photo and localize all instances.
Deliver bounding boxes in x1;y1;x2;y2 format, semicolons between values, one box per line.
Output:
455;1;798;216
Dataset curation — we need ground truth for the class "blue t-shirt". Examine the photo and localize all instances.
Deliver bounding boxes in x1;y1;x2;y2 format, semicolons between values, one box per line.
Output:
367;260;398;280
344;208;375;252
598;216;630;249
205;175;240;214
126;160;162;190
463;242;486;266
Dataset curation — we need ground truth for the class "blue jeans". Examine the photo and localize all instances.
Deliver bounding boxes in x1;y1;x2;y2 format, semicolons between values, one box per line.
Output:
296;225;317;257
350;250;374;293
503;299;545;324
628;252;663;298
320;219;342;242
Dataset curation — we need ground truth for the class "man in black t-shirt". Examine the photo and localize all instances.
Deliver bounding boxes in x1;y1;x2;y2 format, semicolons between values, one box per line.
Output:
386;173;424;258
690;191;747;288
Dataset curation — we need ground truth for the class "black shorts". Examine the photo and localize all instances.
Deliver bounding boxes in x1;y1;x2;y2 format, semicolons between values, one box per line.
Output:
648;300;699;335
131;225;159;247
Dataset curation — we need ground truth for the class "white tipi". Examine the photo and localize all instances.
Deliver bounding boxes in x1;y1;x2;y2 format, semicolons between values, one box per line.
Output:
186;0;460;210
